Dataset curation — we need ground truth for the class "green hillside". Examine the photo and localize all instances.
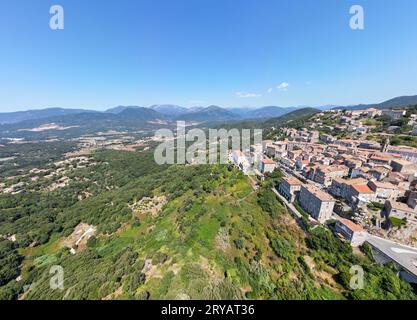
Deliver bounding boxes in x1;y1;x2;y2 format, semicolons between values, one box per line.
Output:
1;149;415;300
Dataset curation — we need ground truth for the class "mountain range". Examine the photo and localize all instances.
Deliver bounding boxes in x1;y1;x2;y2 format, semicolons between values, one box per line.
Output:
333;95;417;111
0;107;96;125
0;105;298;125
1;94;416;126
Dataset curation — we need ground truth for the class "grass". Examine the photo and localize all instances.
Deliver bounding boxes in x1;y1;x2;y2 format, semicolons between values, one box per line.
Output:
389;216;407;228
17;165;359;300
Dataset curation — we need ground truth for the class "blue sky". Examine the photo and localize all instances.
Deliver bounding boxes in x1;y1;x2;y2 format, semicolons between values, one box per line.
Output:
0;0;417;112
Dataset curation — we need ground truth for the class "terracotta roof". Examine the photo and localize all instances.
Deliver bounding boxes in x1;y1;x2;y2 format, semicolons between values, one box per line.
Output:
389;145;417;152
262;158;276;165
283;177;303;186
352;184;374;194
370;155;391;162
369;181;397;190
338;218;364;232
302;184;334;202
332;178;368;186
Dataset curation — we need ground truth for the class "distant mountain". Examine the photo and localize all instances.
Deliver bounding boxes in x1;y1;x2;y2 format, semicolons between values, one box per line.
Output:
176;106;239;122
316;105;339;111
0;107;95;124
377;95;417;109
117;107;166;121
210;107;321;131
150;104;189;116
188;106;205;112
334;95;417;110
263;107;320;128
105;106;142;114
226;108;255;118
245;106;299;119
0;108;169;141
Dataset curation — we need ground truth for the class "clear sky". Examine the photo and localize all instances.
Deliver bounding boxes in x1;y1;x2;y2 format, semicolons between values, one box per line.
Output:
1;0;417;112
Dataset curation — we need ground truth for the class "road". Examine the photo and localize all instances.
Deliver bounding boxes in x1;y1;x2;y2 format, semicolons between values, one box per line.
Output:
271;187;303;219
366;235;417;282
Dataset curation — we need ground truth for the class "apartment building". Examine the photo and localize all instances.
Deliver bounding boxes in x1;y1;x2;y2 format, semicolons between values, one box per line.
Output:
298;184;335;223
335;218;368;246
278;177;303;202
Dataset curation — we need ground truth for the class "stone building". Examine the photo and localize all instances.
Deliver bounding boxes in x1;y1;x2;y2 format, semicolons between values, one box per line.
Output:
298;184;335;223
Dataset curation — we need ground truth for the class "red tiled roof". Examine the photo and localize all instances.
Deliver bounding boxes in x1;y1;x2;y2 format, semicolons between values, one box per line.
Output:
262;158;276;165
338;218;364;232
283;177;303;186
303;184;334;202
352;184;374;194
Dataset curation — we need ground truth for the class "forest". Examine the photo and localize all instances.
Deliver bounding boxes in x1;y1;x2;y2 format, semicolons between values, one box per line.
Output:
0;148;416;300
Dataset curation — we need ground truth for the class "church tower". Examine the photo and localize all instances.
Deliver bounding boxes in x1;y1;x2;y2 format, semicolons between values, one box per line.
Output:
382;137;390;153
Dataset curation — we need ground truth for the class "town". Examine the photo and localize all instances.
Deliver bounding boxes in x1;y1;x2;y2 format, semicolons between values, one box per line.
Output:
230;107;417;284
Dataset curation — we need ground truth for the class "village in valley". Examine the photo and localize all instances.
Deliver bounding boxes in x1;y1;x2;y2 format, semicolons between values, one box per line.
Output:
230;107;417;284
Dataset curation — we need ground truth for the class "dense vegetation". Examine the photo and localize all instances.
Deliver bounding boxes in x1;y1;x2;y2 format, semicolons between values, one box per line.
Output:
0;147;416;300
0;141;77;177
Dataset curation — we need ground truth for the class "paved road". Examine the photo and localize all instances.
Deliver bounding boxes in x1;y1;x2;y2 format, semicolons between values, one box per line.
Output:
366;235;417;279
271;187;303;219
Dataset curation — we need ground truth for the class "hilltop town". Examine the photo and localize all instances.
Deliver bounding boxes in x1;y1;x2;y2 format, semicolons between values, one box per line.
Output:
230;106;417;284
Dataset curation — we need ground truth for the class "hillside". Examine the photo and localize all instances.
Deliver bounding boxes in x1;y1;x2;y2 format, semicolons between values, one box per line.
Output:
263;107;320;126
335;95;417;110
0;149;415;300
0;108;96;125
176;106;240;122
0;109;171;141
150;105;189;116
246;106;299;119
105;106;143;114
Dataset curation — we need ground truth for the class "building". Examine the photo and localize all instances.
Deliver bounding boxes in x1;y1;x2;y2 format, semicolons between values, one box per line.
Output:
358;141;382;150
298;184;335;223
313;165;349;187
287;149;303;160
335;218;368;246
381;109;406;120
231;150;251;174
384;200;417;226
278;177;303;202
369;155;392;166
250;144;263;164
346;184;376;206
295;159;310;171
407;191;417;209
259;158;276;174
231;150;247;166
387;146;417;163
320;134;337;144
391;159;417;173
368;181;401;203
265;142;288;158
369;167;390;181
344;158;363;170
329;178;368;199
